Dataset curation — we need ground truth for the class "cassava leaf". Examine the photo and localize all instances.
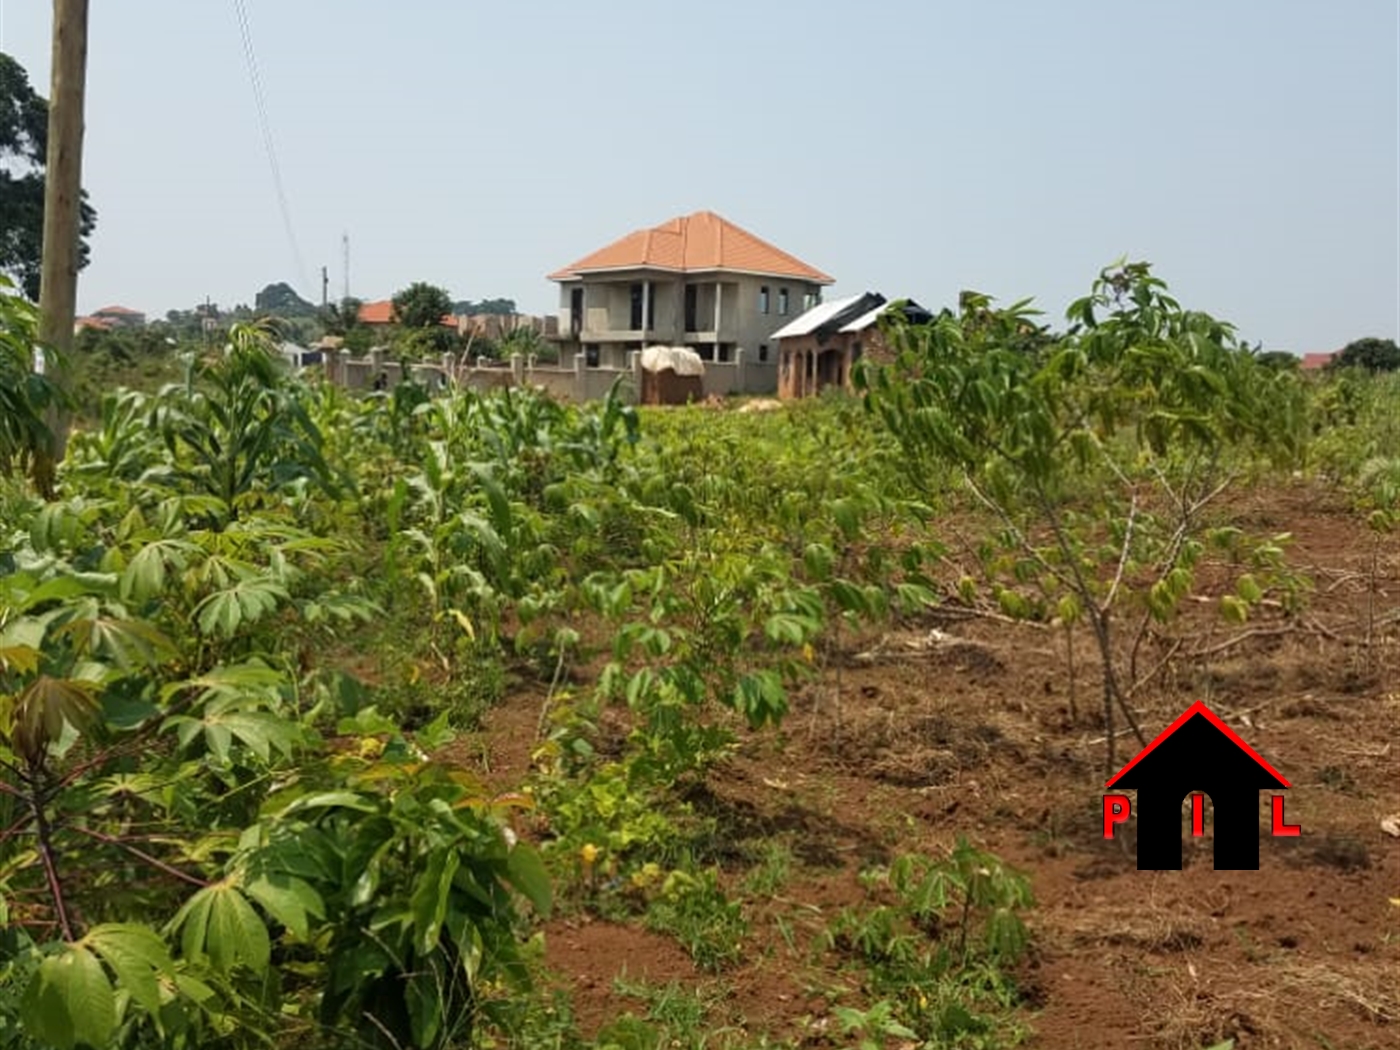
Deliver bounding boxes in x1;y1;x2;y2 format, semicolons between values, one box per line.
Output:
82;923;173;1017
21;944;116;1050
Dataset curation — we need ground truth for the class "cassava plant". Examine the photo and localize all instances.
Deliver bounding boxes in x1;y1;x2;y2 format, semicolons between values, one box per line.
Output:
861;262;1304;773
0;277;66;498
146;323;339;527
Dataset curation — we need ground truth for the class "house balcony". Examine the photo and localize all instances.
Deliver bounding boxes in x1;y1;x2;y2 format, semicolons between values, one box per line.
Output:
578;328;653;343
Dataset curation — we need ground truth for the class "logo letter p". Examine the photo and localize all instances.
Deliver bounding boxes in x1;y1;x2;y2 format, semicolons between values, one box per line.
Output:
1103;794;1131;839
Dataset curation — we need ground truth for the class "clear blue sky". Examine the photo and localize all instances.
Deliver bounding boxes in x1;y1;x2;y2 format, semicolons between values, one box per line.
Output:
3;0;1397;352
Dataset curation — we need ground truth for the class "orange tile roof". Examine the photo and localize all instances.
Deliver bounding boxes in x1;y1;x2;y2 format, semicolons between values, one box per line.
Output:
549;211;834;284
93;305;144;316
359;300;395;325
1300;351;1336;370
358;299;458;327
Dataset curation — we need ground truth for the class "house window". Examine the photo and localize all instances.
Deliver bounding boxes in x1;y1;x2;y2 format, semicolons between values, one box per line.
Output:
758;343;769;363
718;344;732;364
778;288;789;315
759;286;770;314
585;344;600;367
852;341;863;362
629;284;643;330
697;344;716;362
802;291;817;312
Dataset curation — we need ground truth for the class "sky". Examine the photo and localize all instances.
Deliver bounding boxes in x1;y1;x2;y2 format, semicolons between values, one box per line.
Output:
1;0;1396;352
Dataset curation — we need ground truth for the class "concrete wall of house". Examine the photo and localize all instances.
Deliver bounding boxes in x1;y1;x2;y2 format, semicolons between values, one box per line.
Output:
559;273;691;344
744;359;778;395
553;272;824;396
725;276;825;359
701;360;742;397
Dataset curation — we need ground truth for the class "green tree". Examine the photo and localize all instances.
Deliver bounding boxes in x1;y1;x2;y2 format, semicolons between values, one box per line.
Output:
320;295;363;336
1255;349;1301;372
393;282;454;330
1329;337;1400;374
453;297;517;316
253;281;315;317
0;52;97;300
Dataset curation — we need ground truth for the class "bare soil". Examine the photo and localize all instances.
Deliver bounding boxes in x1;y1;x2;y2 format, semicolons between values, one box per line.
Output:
455;482;1400;1048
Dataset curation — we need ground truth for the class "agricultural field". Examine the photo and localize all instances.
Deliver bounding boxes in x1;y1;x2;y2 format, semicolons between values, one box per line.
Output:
1;266;1397;1050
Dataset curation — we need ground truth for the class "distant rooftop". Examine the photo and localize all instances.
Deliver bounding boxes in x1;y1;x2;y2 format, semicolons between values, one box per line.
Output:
358;299;457;328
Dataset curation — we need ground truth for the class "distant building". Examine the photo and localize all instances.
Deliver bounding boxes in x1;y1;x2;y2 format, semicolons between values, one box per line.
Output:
357;300;459;330
546;210;833;390
1300;351;1337;370
278;342;324;369
772;293;932;399
90;305;146;328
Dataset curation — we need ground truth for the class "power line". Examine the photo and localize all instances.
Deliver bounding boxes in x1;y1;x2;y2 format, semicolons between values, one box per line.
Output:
230;0;311;295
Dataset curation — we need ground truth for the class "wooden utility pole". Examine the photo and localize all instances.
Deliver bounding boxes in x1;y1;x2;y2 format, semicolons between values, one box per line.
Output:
33;0;90;497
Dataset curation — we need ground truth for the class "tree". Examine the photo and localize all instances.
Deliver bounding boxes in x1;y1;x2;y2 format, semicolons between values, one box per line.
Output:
1329;337;1400;374
254;281;315;317
393;282;454;329
454;297;517;316
320;295;364;337
861;262;1305;775
0;52;96;300
1255;350;1300;372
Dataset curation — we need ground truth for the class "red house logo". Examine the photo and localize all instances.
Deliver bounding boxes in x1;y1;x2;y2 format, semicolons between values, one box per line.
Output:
1103;701;1301;870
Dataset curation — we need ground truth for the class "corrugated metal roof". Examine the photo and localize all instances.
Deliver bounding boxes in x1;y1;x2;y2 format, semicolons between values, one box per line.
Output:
838;303;892;333
769;294;870;339
841;298;933;333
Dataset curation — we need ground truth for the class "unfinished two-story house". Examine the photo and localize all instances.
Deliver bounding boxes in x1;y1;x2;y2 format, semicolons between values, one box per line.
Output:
547;211;833;395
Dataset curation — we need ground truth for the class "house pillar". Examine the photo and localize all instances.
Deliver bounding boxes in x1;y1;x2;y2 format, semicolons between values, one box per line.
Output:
641;280;651;340
675;278;686;343
713;281;722;338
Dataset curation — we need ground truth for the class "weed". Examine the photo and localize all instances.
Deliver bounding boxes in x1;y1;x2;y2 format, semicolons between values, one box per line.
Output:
645;869;749;972
741;841;794;898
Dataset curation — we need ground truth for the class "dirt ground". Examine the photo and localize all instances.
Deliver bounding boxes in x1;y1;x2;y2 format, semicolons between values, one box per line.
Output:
467;482;1400;1049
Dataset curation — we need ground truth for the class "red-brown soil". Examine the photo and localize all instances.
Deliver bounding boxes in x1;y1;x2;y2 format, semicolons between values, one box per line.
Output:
451;482;1400;1048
